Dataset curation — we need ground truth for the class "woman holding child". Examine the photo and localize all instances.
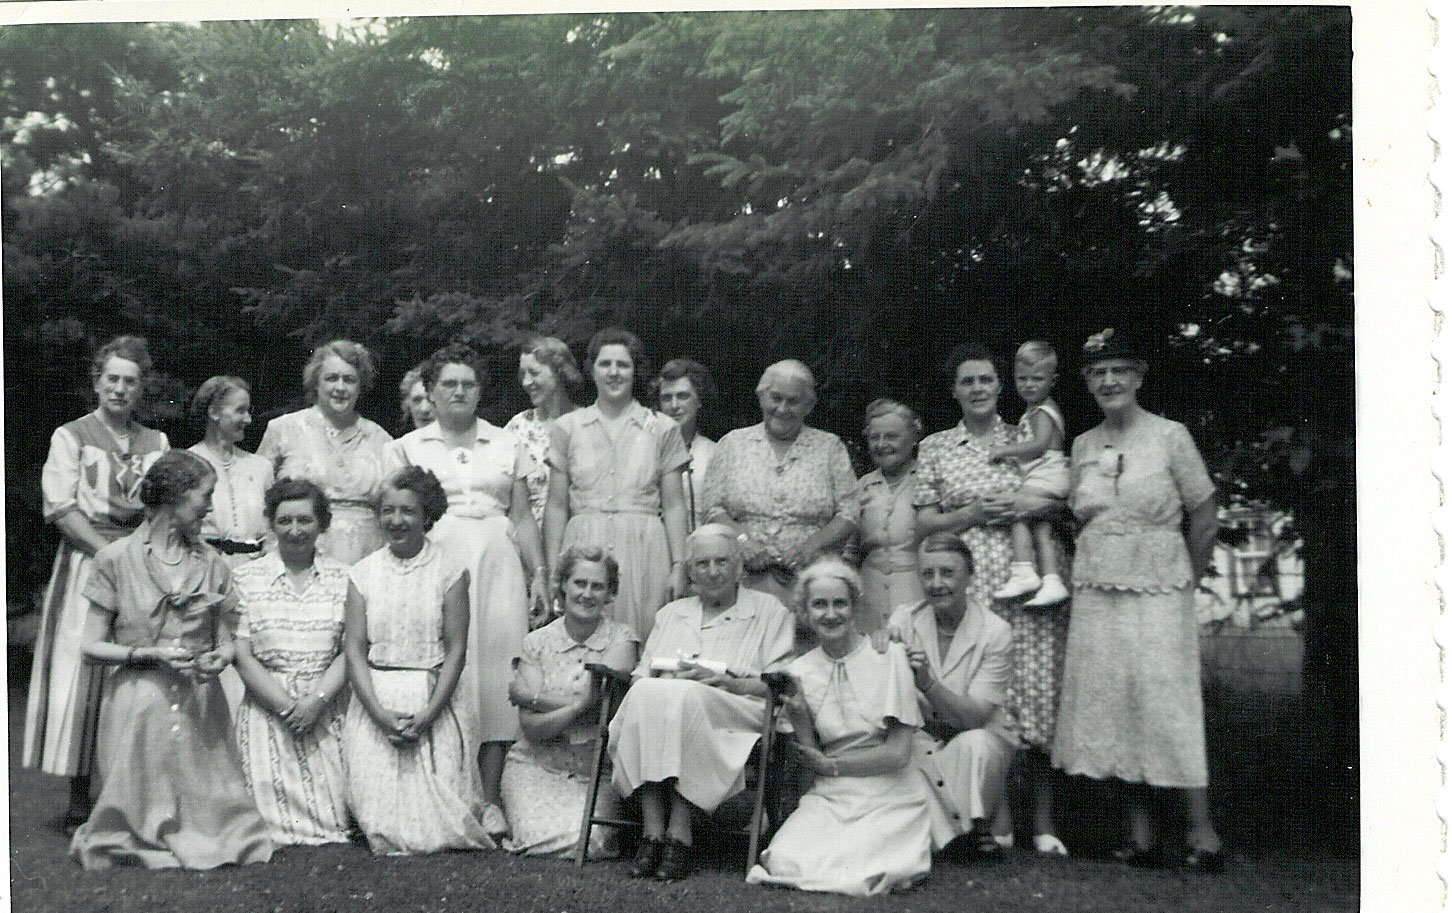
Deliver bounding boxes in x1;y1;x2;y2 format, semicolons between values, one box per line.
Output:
914;342;1068;855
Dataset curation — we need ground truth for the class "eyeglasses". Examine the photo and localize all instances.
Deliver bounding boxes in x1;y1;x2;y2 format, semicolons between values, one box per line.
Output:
437;379;479;392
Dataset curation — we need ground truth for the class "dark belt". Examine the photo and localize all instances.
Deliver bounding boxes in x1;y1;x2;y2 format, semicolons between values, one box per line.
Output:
207;538;263;556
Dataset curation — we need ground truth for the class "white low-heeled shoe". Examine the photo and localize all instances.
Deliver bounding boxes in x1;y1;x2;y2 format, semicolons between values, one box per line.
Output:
1033;833;1069;856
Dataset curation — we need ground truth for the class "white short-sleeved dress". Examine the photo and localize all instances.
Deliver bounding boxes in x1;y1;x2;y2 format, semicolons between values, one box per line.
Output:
341;541;495;855
748;642;930;896
387;419;534;745
607;589;795;814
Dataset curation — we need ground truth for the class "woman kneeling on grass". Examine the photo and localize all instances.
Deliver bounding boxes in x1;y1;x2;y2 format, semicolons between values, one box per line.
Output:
747;558;930;896
71;450;272;869
341;465;495;855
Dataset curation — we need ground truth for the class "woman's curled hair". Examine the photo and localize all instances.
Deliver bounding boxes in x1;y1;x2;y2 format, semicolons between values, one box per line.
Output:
554;544;621;602
382;465;449;531
91;335;153;382
263;478;332;532
918;531;976;577
792;556;864;622
302;339;377;401
140;451;215;509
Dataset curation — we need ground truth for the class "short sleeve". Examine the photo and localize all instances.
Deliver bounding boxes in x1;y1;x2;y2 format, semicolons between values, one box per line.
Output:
757;601;797;675
514;628;546;678
82;548;121;616
912;439;942;509
826;435;861;525
1165;422;1215;511
513;437;538;482
232;572;255;638
257;417;284;470
40;426;82;522
964;616;1012;708
546;420;572;474
206;552;241;629
874;643;925;729
382;437;410;479
698;431;736;524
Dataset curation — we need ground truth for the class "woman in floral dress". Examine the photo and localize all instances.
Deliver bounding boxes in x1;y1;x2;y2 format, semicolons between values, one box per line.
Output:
500;545;637;857
700;360;858;605
258;339;392;566
232;478;351;846
914;342;1068;855
505;335;581;532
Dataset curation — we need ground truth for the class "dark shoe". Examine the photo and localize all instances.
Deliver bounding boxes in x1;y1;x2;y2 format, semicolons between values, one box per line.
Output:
60;808;89;836
630;838;665;878
969;830;1004;859
655;838;693;881
1183;847;1225;873
1112;843;1163;868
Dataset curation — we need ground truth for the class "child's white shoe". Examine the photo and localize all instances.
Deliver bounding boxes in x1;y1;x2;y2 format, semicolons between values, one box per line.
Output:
1025;573;1070;607
993;563;1040;600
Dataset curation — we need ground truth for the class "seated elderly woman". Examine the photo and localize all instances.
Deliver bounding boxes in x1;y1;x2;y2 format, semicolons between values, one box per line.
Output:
606;524;795;881
888;532;1016;858
747;558;930;896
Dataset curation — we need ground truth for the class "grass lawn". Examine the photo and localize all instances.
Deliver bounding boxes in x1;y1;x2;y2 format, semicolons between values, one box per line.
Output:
8;646;1358;913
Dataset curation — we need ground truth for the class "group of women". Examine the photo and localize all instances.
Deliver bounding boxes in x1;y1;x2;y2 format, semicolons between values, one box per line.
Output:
23;323;1225;890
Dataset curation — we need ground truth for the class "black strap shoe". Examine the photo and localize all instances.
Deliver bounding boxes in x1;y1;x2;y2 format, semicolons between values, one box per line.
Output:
630;838;665;878
656;838;693;881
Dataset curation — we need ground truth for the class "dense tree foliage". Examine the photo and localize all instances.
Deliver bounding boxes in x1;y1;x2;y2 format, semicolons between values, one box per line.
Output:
2;8;1354;848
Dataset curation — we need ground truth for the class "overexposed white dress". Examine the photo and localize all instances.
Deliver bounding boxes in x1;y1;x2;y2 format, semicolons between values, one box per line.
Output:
387;419;533;745
341;541;495;855
748;641;930;896
607;589;794;813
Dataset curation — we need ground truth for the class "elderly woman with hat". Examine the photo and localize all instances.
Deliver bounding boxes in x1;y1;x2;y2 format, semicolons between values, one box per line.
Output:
1050;328;1224;871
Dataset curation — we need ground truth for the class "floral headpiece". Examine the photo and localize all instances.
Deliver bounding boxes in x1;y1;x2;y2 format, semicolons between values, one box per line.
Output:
1083;328;1116;353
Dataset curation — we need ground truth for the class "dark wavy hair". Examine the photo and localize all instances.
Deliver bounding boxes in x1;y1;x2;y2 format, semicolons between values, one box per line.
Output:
942;341;999;385
91;335;153;382
918;531;976;577
652;357;717;406
302;339;377;402
382;465;449;531
586;327;649;391
189;375;250;430
139;450;215;509
263;477;332;532
554;544;621;601
420;340;488;392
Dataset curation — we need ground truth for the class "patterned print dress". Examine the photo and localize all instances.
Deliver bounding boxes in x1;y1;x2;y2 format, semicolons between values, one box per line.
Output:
25;413;168;778
232;553;351;845
914;418;1068;751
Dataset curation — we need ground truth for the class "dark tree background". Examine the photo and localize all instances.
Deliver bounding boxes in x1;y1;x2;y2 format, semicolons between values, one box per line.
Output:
2;8;1354;850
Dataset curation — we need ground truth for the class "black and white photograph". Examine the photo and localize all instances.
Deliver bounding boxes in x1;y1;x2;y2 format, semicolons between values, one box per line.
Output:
2;2;1434;911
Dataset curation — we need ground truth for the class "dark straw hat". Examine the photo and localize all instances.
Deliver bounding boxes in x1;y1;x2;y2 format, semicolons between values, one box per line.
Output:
1080;327;1147;368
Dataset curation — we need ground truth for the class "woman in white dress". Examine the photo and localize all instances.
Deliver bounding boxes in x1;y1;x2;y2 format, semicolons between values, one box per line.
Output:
341;466;494;855
188;375;274;714
258;340;392;566
607;524;795;881
747;558;930;896
500;545;637;856
385;341;547;839
232;479;351;846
